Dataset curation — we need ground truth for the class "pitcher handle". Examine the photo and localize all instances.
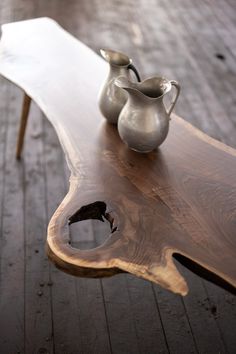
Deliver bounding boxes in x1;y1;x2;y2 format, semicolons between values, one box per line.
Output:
128;63;141;82
166;80;181;119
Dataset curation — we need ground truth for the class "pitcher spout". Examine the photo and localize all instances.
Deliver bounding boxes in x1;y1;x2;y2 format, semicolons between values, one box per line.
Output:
100;49;131;67
115;76;138;93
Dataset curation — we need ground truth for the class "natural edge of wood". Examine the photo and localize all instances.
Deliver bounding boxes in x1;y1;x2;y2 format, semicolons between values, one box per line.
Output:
46;114;236;296
46;176;190;296
1;18;235;296
173;114;236;157
46;174;236;296
1;76;235;295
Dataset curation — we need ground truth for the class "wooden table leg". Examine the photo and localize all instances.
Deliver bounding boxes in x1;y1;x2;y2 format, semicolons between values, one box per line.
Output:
16;92;31;159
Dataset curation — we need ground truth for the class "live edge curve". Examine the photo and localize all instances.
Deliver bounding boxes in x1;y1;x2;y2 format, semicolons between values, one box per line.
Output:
0;17;236;296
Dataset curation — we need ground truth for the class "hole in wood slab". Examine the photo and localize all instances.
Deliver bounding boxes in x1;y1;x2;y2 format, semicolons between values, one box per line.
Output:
68;201;116;250
173;253;236;295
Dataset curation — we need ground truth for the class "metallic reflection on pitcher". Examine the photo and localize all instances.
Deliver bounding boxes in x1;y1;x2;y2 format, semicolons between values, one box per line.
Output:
115;76;180;153
98;49;141;124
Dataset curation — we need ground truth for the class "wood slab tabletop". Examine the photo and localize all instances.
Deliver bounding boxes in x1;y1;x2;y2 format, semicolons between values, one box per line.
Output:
0;18;235;296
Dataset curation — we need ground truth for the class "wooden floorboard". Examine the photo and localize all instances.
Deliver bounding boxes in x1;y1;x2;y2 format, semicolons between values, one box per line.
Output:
152;282;198;354
124;275;170;354
0;78;8;250
0;1;236;353
0;85;25;354
24;102;54;354
43;116;82;354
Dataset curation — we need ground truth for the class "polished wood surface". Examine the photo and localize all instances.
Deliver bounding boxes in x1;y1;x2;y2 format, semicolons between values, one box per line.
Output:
0;18;235;296
1;2;236;353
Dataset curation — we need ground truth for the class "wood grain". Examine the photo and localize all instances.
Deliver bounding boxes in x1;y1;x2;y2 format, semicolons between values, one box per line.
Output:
0;84;25;354
0;18;235;296
24;100;54;354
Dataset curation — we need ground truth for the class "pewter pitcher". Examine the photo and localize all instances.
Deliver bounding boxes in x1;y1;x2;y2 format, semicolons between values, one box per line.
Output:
115;76;180;153
98;49;140;124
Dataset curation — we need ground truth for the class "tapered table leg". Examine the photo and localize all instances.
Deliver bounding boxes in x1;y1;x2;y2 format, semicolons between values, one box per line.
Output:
16;92;31;159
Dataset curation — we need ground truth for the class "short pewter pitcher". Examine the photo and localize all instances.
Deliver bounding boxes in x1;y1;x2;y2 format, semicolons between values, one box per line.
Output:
115;76;180;153
98;49;141;124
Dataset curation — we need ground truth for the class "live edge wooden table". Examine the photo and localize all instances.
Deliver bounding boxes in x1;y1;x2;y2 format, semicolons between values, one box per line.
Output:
0;18;235;296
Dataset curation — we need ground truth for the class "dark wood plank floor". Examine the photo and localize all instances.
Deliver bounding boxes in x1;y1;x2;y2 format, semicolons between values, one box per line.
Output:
0;1;236;353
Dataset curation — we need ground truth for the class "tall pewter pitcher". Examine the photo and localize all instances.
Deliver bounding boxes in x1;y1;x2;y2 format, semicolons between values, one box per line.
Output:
98;49;141;124
115;76;180;153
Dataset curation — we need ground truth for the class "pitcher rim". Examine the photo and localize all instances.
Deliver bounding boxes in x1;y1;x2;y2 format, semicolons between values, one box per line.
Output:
100;48;132;67
115;76;172;100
